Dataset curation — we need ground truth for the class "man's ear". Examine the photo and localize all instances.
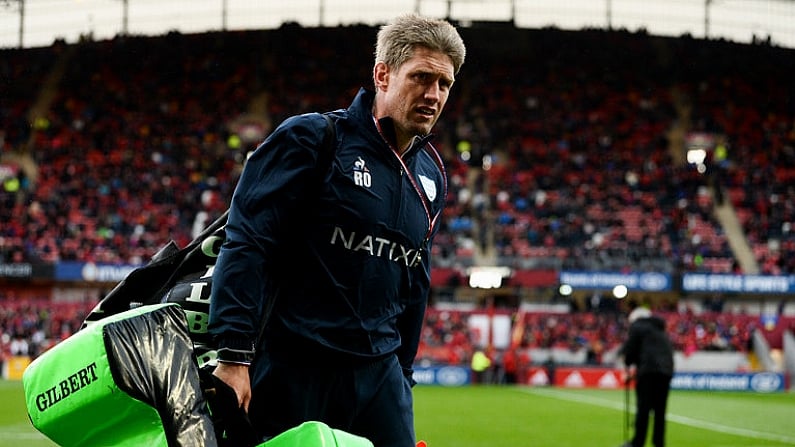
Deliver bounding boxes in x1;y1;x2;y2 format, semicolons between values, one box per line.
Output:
373;61;389;92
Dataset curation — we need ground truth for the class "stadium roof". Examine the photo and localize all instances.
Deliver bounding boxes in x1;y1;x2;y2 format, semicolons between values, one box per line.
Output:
1;0;794;50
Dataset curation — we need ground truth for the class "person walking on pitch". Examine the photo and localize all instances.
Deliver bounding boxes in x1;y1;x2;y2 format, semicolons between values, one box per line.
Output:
618;307;675;447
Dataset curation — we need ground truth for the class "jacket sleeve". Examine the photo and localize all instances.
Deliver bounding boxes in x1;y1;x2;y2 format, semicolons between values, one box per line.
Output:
620;323;642;367
208;113;332;356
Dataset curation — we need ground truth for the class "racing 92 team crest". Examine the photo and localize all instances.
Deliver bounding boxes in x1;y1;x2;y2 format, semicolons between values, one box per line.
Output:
418;175;436;201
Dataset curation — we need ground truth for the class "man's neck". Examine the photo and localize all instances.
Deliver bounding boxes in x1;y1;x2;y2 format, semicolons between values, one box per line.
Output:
373;114;412;155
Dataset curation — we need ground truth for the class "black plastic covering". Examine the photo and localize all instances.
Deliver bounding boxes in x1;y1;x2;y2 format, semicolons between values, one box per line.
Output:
103;304;218;447
82;210;228;327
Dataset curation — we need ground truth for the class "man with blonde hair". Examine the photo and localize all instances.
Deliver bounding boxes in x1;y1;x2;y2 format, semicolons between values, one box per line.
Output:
209;14;466;446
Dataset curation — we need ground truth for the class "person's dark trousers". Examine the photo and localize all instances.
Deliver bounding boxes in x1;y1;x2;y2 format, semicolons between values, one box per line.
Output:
632;372;672;447
249;351;415;447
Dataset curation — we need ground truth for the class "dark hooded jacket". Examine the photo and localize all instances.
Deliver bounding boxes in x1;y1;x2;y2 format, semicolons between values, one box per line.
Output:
619;315;675;377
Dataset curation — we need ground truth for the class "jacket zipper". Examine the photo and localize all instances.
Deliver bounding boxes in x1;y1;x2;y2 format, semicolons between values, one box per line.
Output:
373;116;434;241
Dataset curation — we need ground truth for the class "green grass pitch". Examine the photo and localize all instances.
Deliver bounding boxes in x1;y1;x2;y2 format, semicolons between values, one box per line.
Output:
413;385;795;447
2;380;793;446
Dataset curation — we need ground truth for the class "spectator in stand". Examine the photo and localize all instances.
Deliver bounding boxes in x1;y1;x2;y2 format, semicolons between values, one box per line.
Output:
208;14;466;446
501;346;519;384
470;346;492;384
9;334;29;356
618;307;675;447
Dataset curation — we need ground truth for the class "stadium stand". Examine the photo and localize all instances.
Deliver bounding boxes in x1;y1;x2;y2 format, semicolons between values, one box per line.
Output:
2;27;793;271
1;24;794;374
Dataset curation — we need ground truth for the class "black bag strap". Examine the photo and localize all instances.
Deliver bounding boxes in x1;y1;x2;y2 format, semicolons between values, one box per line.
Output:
318;112;337;173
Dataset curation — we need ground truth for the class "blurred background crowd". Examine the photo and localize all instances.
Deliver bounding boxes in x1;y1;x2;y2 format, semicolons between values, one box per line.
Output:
1;23;794;370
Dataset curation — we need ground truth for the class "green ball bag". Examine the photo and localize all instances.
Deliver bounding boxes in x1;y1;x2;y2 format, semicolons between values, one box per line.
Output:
259;421;373;447
23;303;215;446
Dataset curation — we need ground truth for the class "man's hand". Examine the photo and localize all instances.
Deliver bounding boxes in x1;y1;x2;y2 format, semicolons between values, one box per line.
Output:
208;362;259;446
213;362;252;412
624;366;636;385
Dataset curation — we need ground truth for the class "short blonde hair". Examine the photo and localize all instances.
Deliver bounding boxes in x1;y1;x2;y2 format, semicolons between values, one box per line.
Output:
375;13;466;75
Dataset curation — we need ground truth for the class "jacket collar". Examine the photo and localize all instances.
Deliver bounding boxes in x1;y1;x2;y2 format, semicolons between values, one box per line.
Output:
349;88;434;158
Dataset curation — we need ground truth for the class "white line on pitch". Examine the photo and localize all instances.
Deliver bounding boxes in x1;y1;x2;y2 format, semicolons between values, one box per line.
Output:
520;387;795;445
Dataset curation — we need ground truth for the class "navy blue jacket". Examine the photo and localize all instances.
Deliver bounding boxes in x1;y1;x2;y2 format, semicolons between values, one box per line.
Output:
208;88;447;377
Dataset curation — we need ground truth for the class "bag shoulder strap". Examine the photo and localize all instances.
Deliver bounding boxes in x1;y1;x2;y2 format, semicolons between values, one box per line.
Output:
318;112;337;173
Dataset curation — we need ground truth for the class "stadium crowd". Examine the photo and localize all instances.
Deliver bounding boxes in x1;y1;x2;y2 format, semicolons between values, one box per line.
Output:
1;25;794;370
1;26;793;273
415;305;765;368
0;298;94;361
0;297;777;371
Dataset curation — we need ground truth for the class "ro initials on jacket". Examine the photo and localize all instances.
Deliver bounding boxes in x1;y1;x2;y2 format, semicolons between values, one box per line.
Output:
353;156;372;188
330;226;422;267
